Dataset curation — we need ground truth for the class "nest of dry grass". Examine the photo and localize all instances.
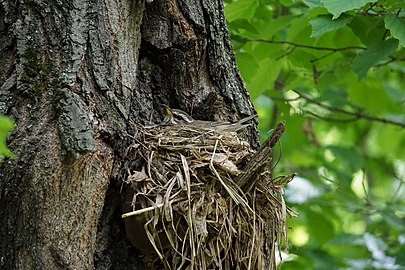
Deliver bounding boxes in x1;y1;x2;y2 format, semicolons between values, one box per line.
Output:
121;122;296;269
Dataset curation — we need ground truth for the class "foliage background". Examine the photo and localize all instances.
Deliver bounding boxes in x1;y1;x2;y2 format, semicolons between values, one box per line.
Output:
224;0;405;269
0;115;13;159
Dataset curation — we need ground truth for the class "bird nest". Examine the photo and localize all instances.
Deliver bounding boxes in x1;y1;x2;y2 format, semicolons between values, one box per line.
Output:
120;121;296;269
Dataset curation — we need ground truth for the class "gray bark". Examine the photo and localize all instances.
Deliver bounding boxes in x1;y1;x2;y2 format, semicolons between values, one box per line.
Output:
0;0;258;269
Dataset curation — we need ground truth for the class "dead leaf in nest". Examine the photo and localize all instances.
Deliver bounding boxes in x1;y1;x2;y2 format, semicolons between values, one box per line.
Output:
127;170;150;182
203;153;241;176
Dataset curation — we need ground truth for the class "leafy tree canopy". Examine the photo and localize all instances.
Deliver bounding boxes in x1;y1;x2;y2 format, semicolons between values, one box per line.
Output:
225;0;405;269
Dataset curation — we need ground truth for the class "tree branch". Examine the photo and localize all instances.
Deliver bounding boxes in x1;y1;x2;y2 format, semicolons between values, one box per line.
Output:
269;90;405;128
297;90;405;127
244;38;366;52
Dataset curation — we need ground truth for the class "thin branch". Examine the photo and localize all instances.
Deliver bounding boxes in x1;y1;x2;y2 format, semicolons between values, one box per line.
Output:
391;166;405;203
302;110;360;123
266;94;300;102
375;55;405;67
275;46;296;60
365;2;378;13
310;51;337;63
293;90;405;127
269;90;405;128
244;38;366;52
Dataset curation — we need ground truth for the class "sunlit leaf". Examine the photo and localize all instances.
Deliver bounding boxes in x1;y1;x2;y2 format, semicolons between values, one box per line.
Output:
384;13;405;47
352;39;398;78
228;18;260;34
310;14;352;37
224;0;259;22
259;15;298;39
289;146;321;167
254;94;274;133
327;233;369;258
379;206;405;231
321;0;378;19
236;52;259;81
347;78;389;114
367;124;405;159
327;146;364;172
288;16;313;43
303;0;323;9
246;58;279;99
280;0;294;6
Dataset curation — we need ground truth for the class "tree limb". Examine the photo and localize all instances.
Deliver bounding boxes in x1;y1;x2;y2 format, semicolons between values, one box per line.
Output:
291;90;405;128
244;37;366;52
267;90;405;128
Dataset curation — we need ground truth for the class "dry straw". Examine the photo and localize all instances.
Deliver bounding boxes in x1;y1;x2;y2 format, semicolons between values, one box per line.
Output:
121;121;297;269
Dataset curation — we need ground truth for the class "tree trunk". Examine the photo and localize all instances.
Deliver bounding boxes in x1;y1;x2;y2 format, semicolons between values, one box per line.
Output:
0;0;258;269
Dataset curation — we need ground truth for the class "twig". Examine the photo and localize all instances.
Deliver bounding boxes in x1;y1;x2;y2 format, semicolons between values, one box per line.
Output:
310;51;336;63
291;90;405;128
303;110;361;123
244;38;366;52
244;37;405;68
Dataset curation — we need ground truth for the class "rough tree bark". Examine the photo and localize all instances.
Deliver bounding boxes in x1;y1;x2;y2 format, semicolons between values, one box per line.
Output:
0;0;258;269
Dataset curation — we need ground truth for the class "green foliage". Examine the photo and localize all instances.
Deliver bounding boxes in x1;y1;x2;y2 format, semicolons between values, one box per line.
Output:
309;14;353;37
352;38;398;78
385;13;405;47
322;0;378;19
225;0;405;269
0;115;14;158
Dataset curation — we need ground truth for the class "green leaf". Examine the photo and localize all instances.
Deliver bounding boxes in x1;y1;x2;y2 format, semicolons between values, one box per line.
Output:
289;147;321;167
246;58;279;99
248;42;285;61
230;33;248;45
280;0;294;6
228;18;260;34
307;209;335;245
385;0;405;9
310;14;352;37
311;250;339;270
255;3;273;20
255;94;274;133
327;146;364;172
224;0;259;22
236;52;259;82
259;15;298;39
303;0;323;9
379;206;405;231
321;0;377;19
368;124;405;159
349;16;386;45
352;39;398;78
384;13;405;47
347;78;389;114
287;16;313;44
0;115;14;158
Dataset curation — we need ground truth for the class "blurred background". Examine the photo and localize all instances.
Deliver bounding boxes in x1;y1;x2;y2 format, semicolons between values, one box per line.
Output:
224;0;405;269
